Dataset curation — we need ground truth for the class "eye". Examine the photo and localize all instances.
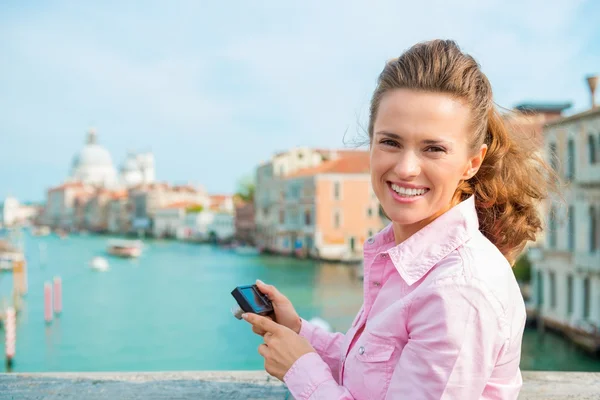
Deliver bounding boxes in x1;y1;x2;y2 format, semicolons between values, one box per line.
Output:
380;139;399;147
425;146;446;153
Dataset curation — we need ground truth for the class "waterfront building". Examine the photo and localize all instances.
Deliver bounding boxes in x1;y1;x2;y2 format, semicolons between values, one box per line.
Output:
234;200;256;245
129;183;209;235
0;197;41;227
255;147;369;254
255;148;385;260
531;75;600;352
153;201;196;239
42;128;156;231
209;194;235;213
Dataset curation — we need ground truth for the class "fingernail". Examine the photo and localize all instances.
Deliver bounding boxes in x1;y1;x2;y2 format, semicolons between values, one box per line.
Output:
242;313;248;320
256;279;265;285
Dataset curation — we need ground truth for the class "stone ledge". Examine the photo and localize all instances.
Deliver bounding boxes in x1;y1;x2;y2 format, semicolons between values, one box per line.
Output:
0;371;598;399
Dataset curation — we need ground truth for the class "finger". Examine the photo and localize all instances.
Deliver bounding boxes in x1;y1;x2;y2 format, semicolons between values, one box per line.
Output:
258;343;270;358
256;280;283;301
263;332;273;344
252;326;266;336
243;313;280;333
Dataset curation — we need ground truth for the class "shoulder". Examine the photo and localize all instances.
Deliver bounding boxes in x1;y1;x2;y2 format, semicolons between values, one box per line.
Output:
418;232;525;331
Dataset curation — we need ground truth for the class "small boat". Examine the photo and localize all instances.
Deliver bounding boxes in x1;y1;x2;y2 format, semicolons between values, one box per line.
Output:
106;239;143;258
31;226;51;236
89;256;109;271
0;241;24;271
234;245;260;256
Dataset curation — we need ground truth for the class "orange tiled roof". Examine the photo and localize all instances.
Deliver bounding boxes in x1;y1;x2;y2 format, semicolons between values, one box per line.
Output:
162;201;202;210
286;151;370;179
48;181;85;192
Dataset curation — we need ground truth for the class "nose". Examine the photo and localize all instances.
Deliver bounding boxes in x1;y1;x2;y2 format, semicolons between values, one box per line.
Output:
393;150;421;179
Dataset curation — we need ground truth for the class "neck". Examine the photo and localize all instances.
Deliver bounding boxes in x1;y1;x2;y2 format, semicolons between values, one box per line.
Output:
391;204;453;245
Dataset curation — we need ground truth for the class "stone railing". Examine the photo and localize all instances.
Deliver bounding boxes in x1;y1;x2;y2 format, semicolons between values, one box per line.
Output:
1;370;599;399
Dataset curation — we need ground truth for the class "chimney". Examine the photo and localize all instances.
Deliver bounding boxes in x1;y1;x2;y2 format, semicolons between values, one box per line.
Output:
587;75;599;108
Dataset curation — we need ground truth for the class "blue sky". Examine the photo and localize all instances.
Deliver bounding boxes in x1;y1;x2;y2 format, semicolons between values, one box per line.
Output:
1;0;599;203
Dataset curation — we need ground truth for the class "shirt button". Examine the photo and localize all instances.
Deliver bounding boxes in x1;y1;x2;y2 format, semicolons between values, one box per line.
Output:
373;281;381;287
379;253;387;259
358;346;365;355
367;237;375;245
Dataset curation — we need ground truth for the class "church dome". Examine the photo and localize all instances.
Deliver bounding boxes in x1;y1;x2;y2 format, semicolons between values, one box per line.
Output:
70;129;117;187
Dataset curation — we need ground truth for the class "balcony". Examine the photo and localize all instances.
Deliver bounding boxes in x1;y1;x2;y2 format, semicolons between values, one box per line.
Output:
574;252;600;273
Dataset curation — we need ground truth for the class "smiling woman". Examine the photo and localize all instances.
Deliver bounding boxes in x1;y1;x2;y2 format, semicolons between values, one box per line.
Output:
244;39;557;400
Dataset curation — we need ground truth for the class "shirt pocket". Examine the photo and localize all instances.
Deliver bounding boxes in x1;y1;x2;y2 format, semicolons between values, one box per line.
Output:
347;333;396;399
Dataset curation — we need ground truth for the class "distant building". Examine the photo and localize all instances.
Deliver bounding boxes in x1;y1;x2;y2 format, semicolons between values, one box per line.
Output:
153;201;199;239
255;147;367;254
530;75;600;352
107;192;130;234
69;129;118;187
234;200;256;245
184;209;235;242
503;102;571;249
0;197;41;227
209;194;234;213
43;128;156;230
255;148;385;260
42;182;95;229
129;183;210;235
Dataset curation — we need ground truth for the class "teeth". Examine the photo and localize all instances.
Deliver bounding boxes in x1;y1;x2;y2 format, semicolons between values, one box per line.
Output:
391;184;428;197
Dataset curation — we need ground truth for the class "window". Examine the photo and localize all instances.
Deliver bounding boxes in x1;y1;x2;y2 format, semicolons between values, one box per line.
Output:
567;275;573;315
367;207;373;218
368;229;374;238
536;270;543;307
567;139;575;180
549;142;558;172
549;206;557;248
304;209;311;226
568;206;575;251
334;210;341;228
334;182;341;200
591;206;597;252
589;135;596;164
583;277;590;320
279;209;284;224
549;271;556;309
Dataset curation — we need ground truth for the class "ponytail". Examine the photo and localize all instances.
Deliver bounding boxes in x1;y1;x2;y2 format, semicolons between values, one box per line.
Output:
454;107;555;264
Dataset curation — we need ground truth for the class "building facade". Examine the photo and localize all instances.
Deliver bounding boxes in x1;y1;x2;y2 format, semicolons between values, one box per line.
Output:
255;148;385;261
531;94;600;350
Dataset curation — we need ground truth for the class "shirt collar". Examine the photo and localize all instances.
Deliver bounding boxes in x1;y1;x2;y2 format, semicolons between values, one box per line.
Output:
364;196;480;286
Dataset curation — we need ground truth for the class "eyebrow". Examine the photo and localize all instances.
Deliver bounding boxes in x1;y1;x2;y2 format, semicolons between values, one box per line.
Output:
375;131;452;146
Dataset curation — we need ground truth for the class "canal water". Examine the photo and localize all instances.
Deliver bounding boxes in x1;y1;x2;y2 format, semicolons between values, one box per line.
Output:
1;231;599;373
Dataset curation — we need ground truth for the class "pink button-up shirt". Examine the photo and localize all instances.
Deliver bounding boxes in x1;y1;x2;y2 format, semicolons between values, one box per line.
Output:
284;196;526;399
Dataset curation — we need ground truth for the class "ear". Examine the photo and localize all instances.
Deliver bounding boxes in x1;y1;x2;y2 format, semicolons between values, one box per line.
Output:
462;144;487;180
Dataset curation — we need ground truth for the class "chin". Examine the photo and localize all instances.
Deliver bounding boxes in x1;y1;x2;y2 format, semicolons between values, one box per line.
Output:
384;209;425;226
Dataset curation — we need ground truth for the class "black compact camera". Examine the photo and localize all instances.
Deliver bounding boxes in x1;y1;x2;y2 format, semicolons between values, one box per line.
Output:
231;284;274;319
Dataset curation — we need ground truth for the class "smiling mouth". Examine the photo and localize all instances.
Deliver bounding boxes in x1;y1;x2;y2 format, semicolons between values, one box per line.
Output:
389;182;430;197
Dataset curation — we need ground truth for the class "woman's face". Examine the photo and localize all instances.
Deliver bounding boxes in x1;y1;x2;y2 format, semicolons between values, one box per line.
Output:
370;89;486;238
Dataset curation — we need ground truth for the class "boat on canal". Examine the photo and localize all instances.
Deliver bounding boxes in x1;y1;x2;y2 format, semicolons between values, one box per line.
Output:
106;239;143;258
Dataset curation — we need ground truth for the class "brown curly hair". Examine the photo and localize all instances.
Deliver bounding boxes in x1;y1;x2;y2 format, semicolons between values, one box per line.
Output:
368;40;555;264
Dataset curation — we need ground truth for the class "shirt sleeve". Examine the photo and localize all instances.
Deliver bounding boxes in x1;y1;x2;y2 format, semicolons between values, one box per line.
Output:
385;281;509;399
284;352;356;400
298;318;346;380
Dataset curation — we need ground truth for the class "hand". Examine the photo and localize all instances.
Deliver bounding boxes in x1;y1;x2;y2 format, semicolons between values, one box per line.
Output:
254;280;301;335
243;313;315;381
